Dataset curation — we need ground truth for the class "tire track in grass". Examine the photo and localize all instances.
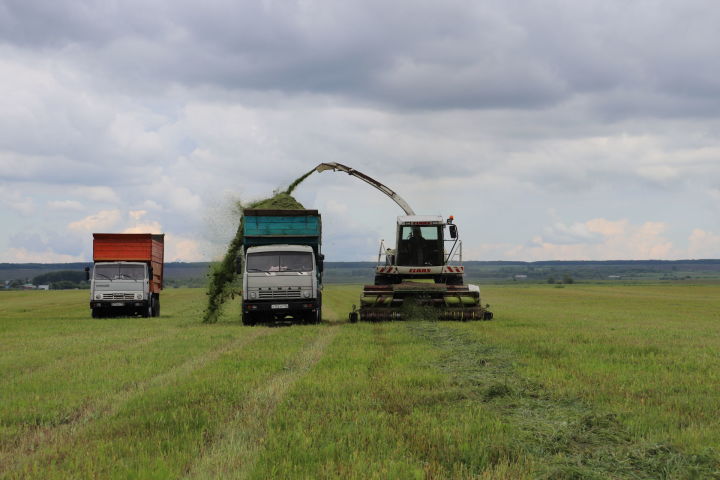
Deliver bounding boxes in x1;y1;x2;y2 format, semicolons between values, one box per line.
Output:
406;322;720;479
2;328;272;476
184;325;339;480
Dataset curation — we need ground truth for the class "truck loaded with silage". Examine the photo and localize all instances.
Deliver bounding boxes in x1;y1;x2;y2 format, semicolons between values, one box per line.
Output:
239;209;323;325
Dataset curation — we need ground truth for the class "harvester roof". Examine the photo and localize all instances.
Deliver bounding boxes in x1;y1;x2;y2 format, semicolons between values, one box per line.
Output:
397;215;445;225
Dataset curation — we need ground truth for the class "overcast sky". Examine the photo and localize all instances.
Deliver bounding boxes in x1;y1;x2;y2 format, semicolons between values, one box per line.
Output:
1;0;720;263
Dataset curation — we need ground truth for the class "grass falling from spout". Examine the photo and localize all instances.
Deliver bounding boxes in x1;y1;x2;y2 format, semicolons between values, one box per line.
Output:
202;171;314;323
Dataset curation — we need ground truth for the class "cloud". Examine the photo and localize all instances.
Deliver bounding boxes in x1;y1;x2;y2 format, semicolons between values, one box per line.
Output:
8;230;85;257
466;218;676;261
0;247;84;263
164;235;206;262
687;229;720;259
47;200;85;210
69;187;120;204
122;223;161;235
2;1;720;262
529;219;674;260
0;185;35;214
128;210;147;221
1;0;719;113
68;209;122;232
541;221;604;245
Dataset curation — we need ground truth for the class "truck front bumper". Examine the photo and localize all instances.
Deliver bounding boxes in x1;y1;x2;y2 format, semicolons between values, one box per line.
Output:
242;299;319;314
90;300;148;308
90;300;150;318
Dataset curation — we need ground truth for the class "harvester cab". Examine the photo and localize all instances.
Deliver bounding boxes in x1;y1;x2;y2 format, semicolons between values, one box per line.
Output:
315;162;493;322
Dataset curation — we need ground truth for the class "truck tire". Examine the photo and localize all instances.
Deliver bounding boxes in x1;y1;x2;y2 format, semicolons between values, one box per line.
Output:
143;299;153;318
242;312;256;326
316;292;323;324
152;296;160;317
91;308;100;319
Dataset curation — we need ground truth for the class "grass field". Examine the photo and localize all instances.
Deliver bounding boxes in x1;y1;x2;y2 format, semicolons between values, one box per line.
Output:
1;285;719;479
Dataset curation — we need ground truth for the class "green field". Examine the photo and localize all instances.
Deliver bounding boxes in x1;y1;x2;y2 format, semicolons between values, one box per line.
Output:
1;285;719;479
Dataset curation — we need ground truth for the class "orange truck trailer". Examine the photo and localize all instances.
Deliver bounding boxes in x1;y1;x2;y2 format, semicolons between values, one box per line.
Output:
86;233;164;318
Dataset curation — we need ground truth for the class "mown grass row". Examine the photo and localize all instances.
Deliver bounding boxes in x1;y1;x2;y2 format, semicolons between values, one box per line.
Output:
2;285;720;478
459;285;720;454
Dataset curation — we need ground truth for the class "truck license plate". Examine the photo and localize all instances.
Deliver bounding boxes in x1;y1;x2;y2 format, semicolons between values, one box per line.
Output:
271;304;289;310
111;302;123;307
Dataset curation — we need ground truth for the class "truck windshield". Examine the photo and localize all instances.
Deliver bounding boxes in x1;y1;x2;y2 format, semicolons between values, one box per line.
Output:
94;264;146;281
246;252;313;272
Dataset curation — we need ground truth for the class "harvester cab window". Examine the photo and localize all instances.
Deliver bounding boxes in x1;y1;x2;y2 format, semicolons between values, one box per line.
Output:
247;252;313;273
397;225;443;266
94;264;146;281
400;226;439;240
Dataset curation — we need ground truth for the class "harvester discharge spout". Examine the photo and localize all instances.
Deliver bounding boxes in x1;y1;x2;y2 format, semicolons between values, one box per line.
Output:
315;162;416;215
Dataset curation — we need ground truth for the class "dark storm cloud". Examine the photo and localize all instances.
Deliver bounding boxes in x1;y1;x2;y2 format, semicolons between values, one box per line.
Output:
2;0;719;113
12;0;720;112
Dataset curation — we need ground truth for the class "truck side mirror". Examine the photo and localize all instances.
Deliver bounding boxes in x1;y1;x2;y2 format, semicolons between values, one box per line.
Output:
448;224;458;239
235;256;243;274
84;266;90;281
318;254;325;273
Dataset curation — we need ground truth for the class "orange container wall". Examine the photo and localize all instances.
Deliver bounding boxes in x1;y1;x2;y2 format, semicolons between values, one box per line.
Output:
93;233;164;293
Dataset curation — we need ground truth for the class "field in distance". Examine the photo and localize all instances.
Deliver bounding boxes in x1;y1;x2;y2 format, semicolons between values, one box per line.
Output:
1;285;719;478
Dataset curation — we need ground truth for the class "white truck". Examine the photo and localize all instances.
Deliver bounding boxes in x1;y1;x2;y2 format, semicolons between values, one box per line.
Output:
86;233;164;318
239;209;323;325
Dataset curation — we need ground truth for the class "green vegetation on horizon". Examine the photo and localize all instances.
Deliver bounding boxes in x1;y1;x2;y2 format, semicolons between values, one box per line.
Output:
2;285;720;478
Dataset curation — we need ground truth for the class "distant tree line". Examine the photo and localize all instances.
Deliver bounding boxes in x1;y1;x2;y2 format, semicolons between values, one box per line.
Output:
32;271;89;290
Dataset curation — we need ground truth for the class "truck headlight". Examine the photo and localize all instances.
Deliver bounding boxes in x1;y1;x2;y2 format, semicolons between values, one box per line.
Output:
250;291;257;299
135;293;143;300
303;291;311;298
95;294;101;300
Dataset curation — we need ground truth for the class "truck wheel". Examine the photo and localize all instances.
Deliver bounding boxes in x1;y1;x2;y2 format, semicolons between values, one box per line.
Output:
143;299;153;318
315;292;323;324
153;296;160;317
242;312;256;326
92;309;100;319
